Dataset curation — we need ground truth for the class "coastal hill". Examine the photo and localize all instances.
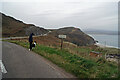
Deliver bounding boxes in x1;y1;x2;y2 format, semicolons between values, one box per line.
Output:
1;12;48;37
48;27;95;46
1;12;95;46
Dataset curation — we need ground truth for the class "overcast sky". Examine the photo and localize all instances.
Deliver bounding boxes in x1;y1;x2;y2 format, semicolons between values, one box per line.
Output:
0;0;119;31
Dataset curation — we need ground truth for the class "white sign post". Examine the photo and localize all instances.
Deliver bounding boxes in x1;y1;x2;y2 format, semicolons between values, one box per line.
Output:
58;35;66;50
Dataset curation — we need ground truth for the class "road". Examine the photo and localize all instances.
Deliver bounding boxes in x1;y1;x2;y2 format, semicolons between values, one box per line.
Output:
2;41;75;78
2;34;48;40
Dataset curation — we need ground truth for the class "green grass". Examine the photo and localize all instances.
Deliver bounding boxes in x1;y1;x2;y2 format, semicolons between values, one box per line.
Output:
4;40;118;78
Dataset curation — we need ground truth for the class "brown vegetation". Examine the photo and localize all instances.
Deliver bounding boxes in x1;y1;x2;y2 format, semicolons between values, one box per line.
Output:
1;12;48;37
48;27;95;46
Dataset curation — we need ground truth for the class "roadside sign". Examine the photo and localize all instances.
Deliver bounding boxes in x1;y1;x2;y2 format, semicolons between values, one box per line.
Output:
58;35;66;39
58;35;66;50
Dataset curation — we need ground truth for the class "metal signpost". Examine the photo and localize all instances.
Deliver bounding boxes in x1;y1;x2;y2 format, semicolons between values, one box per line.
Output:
58;35;66;50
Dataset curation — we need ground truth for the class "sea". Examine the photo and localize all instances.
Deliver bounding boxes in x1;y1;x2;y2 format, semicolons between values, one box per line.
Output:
88;34;119;49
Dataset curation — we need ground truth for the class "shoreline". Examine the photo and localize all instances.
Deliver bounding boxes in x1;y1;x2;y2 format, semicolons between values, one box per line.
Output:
94;43;119;49
87;34;119;49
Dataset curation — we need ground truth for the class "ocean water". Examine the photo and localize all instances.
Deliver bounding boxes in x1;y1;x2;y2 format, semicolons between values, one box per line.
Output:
88;34;119;48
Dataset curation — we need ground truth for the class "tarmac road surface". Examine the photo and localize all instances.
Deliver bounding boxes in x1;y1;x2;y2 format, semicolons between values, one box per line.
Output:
2;41;76;78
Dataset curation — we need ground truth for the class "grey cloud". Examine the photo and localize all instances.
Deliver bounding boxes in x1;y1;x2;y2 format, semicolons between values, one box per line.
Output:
1;2;118;31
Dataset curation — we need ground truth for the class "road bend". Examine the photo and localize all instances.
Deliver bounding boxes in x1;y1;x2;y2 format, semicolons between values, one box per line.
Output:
2;41;76;78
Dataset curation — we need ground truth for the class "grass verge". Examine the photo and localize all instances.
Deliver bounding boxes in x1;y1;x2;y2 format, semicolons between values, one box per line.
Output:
4;40;118;78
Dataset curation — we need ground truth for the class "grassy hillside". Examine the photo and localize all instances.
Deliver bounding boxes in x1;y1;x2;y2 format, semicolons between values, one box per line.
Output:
1;13;95;47
5;39;118;78
6;36;119;78
1;12;48;37
2;13;29;37
48;27;95;46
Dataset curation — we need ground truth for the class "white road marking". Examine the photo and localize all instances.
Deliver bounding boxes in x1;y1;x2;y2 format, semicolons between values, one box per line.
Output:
0;60;7;74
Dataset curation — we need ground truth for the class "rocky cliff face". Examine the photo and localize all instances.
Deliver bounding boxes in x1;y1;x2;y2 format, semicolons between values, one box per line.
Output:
1;12;48;37
49;27;95;46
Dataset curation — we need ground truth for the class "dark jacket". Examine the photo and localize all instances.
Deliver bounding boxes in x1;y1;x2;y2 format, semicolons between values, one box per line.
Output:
29;33;34;42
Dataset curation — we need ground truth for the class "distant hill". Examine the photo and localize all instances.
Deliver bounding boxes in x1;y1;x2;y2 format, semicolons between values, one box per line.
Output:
1;12;48;37
48;27;95;46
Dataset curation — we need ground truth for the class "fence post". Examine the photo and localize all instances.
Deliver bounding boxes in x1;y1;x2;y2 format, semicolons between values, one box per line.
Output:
61;38;63;50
